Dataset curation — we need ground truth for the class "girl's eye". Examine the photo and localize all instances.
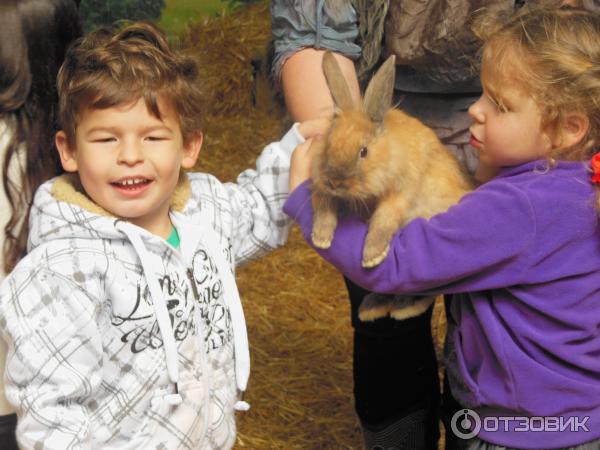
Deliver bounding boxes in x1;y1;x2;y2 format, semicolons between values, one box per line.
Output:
496;102;508;113
488;95;508;113
359;147;368;158
146;136;168;142
93;137;116;143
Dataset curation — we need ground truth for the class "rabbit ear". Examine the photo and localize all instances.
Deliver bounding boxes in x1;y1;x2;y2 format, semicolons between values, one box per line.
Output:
322;51;356;111
363;55;396;122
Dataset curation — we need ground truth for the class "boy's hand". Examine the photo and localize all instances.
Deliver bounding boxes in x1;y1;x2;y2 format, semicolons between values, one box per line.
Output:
290;137;320;192
290;118;330;192
297;117;331;140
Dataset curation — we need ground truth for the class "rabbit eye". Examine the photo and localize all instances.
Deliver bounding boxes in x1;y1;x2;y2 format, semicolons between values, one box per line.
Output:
359;147;368;158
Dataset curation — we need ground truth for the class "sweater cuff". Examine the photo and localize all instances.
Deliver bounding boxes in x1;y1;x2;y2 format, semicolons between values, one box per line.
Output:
278;123;305;158
283;180;313;227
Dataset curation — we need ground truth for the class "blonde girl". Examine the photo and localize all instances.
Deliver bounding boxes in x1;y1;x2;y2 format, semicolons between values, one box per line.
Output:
284;6;600;449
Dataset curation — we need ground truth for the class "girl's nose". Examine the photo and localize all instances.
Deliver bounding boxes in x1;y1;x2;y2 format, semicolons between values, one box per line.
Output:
468;96;485;123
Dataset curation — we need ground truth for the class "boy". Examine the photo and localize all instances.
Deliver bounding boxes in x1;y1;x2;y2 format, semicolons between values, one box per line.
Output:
0;22;317;449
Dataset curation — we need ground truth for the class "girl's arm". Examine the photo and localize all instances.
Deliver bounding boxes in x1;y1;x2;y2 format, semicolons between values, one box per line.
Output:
283;181;536;296
0;266;102;450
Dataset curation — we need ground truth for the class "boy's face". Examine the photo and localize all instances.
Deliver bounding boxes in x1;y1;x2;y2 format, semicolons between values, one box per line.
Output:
56;97;202;237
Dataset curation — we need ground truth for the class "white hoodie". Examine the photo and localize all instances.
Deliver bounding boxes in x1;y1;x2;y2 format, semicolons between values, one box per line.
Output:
0;125;304;450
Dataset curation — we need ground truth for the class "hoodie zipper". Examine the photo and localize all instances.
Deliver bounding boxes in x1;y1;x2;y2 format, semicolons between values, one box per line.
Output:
186;268;200;301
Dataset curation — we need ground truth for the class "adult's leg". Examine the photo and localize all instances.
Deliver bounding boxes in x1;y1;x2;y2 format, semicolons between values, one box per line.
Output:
347;278;440;450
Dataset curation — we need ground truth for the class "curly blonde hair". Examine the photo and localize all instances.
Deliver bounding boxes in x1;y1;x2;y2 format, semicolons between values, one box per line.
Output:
473;5;600;161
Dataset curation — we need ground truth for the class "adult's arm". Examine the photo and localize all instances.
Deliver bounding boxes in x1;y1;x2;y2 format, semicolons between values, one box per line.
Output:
281;48;361;121
271;0;362;121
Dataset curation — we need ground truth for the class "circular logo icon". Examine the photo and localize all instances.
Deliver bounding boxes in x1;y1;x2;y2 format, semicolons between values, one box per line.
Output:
450;408;481;439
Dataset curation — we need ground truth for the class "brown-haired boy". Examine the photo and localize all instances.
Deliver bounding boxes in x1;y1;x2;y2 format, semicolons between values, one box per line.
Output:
0;22;322;449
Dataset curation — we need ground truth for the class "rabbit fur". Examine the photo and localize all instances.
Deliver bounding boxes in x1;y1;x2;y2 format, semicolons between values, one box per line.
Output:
310;51;474;321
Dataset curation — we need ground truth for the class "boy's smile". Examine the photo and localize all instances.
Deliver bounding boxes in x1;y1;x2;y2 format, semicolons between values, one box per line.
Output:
56;97;202;238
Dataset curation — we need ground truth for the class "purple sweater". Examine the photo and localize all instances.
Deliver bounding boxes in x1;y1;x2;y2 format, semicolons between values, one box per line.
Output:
283;160;600;448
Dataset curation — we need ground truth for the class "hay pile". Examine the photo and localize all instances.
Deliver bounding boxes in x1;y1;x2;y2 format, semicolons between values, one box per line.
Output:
180;2;446;448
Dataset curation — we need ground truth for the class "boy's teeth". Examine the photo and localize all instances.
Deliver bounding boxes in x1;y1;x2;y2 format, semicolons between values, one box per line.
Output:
118;178;146;186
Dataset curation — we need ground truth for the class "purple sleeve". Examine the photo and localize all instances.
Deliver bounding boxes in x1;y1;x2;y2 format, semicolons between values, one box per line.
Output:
283;181;536;295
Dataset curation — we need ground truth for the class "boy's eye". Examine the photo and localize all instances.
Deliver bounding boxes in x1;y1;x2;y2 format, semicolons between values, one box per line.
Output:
92;137;116;143
146;136;168;142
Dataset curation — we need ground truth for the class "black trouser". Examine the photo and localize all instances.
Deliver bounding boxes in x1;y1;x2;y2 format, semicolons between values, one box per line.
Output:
0;413;18;450
346;277;441;447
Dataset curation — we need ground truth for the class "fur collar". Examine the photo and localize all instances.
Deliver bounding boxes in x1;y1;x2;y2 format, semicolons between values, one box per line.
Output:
50;172;191;218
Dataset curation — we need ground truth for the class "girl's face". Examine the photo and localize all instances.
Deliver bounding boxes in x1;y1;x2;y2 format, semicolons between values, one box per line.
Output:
468;82;552;169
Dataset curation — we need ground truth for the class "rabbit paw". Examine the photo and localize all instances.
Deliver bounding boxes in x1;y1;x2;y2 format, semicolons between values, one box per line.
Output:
362;229;391;267
359;295;435;322
362;243;390;268
388;297;435;321
358;293;395;321
311;229;333;249
312;212;337;248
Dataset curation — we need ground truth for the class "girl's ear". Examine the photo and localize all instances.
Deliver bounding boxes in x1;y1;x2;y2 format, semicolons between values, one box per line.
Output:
56;131;78;172
181;132;203;169
559;112;589;149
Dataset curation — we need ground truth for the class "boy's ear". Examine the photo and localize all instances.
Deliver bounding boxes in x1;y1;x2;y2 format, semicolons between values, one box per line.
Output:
558;112;589;149
181;132;203;169
56;131;78;172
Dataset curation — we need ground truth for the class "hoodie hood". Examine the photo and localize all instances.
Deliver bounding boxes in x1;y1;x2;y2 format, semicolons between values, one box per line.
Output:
28;173;191;249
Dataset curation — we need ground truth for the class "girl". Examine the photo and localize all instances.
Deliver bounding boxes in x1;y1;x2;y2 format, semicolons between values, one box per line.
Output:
284;6;600;449
0;0;81;447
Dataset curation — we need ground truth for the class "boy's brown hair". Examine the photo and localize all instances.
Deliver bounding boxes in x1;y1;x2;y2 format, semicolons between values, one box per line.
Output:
57;22;204;145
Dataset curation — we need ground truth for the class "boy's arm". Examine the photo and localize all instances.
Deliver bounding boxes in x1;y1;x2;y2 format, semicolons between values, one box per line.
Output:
225;121;328;265
0;266;102;450
283;181;536;296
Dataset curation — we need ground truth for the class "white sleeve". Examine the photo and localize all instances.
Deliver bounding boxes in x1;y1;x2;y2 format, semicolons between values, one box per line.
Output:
0;266;103;450
225;123;304;265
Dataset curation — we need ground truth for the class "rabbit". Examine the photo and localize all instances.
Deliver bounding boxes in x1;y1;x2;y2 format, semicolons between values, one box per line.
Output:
310;51;475;321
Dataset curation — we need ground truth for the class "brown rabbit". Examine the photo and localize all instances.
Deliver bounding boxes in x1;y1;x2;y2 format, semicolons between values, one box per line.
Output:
310;51;474;321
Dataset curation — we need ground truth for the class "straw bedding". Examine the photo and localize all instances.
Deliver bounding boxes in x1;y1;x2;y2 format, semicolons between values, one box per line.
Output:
180;2;447;448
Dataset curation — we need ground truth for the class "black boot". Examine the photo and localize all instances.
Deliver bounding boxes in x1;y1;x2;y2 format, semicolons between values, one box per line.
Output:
362;405;438;450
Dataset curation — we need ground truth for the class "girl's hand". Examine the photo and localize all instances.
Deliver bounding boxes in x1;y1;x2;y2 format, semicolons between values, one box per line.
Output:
297;117;331;140
290;137;319;192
